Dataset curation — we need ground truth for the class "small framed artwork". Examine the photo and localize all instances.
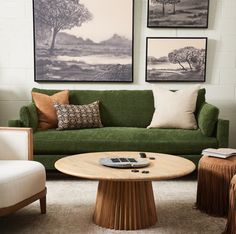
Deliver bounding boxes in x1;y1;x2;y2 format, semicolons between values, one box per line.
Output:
147;0;209;28
146;37;208;82
33;0;134;82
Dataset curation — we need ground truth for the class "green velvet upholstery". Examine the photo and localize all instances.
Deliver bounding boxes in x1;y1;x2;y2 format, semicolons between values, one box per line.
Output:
197;102;219;137
19;103;38;132
217;119;230;147
32;88;206;128
8;119;23;127
19;106;30;127
195;88;206;114
8;88;229;170
34;127;218;155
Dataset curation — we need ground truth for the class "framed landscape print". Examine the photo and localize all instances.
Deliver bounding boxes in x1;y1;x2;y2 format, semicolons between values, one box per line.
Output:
147;0;209;28
146;37;208;82
33;0;134;82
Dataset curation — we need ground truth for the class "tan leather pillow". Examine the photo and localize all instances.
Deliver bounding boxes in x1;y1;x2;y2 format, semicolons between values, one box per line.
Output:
32;90;69;130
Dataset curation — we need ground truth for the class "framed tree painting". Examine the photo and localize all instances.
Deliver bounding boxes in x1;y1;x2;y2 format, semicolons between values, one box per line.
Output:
33;0;134;82
147;0;209;28
146;37;208;82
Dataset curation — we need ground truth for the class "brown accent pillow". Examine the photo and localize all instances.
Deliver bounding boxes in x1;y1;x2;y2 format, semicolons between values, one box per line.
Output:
53;101;103;130
32;90;69;130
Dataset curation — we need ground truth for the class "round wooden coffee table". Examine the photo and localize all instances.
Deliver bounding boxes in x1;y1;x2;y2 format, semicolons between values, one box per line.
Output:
55;152;195;230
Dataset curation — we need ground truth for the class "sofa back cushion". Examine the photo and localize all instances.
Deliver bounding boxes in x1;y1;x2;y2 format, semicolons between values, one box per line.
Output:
32;88;205;128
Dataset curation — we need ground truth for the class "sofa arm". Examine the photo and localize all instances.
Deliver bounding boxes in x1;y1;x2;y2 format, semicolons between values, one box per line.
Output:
8;119;24;127
217;119;230;147
19;103;38;132
197;102;219;137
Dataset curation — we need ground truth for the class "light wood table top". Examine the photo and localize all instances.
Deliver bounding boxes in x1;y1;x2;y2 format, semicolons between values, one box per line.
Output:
55;152;196;230
55;151;195;181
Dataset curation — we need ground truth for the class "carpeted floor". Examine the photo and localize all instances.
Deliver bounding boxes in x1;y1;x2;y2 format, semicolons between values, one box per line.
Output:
0;179;226;234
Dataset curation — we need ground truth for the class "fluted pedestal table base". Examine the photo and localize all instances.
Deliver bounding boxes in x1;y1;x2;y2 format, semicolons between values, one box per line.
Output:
93;180;157;230
55;152;195;230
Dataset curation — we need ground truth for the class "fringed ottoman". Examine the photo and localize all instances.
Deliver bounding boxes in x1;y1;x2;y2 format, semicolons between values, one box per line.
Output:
196;155;236;217
225;175;236;234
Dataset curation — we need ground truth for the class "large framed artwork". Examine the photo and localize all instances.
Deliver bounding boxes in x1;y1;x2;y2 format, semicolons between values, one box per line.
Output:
146;37;208;82
147;0;209;28
33;0;134;82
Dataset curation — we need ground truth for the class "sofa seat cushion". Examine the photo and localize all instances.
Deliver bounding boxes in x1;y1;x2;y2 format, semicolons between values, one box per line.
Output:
0;161;46;208
34;127;218;155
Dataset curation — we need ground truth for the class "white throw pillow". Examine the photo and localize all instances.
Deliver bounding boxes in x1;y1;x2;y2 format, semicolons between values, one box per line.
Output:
148;85;200;130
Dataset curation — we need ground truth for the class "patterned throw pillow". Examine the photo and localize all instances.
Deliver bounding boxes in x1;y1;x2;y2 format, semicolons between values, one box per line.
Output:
54;101;103;130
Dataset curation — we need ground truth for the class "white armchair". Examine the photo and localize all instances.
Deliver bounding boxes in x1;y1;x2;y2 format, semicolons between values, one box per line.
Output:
0;127;47;217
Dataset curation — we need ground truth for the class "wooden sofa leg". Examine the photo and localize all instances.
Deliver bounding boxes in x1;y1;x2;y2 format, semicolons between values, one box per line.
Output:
40;196;46;214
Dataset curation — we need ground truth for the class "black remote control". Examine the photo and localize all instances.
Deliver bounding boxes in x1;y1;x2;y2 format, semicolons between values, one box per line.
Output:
139;152;147;158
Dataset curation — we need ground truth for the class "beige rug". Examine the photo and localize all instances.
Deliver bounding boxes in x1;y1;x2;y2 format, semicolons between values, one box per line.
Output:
0;179;226;234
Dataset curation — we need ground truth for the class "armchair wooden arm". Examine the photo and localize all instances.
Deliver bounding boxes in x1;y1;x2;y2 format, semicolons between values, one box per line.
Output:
0;127;46;217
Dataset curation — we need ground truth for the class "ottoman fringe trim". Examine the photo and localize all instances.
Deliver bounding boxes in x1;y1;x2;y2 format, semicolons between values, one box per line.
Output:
196;156;236;217
225;176;236;234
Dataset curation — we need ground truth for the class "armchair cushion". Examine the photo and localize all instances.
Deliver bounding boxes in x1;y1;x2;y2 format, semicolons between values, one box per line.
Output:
0;161;46;208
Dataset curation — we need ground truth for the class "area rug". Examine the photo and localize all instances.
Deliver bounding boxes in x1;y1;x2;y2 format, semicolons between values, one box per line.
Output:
0;179;226;234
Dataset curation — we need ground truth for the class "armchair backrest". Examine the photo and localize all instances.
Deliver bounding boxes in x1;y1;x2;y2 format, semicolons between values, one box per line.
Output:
0;128;33;160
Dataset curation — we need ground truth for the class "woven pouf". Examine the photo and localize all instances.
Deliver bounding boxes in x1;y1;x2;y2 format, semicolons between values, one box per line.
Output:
225;175;236;234
196;155;236;217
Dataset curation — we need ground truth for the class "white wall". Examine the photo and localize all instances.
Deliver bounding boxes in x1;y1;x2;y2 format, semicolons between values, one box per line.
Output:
0;0;236;146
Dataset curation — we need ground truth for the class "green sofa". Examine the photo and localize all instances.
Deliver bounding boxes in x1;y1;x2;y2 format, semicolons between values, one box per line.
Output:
8;88;229;170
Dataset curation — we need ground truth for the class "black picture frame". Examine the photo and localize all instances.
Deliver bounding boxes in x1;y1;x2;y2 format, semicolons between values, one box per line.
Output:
146;37;208;82
147;0;210;28
32;0;134;83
